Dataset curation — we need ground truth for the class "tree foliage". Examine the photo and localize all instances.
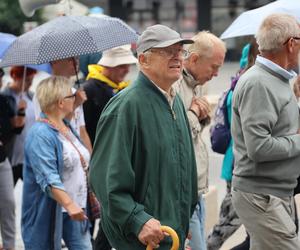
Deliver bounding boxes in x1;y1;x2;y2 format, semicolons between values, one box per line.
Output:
0;0;43;35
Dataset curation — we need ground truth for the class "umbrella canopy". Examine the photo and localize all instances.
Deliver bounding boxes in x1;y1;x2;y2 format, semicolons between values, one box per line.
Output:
220;0;300;39
0;32;16;58
0;15;138;68
0;32;51;73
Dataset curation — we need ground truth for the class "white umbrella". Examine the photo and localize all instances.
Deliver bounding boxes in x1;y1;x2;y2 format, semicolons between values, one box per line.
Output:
220;0;300;39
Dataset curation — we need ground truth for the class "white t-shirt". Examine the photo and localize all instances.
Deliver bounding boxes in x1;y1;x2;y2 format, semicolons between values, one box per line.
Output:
70;105;85;135
58;131;90;210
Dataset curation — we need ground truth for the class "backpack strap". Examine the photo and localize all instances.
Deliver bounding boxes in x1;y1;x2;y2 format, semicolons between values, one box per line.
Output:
223;90;232;129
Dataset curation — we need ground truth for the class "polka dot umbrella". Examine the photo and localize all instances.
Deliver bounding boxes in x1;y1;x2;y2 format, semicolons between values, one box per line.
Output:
0;32;51;73
0;32;17;58
0;15;138;67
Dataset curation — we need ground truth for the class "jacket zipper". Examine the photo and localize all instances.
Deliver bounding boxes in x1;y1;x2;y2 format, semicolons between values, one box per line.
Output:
171;108;176;120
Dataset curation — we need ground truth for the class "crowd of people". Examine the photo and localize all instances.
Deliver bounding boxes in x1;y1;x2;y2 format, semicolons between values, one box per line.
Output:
0;11;300;250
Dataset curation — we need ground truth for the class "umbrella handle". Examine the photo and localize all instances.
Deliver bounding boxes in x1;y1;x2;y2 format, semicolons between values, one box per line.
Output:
21;66;27;96
146;226;179;250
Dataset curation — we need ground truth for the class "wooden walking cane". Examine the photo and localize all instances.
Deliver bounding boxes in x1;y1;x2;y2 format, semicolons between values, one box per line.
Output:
146;226;179;250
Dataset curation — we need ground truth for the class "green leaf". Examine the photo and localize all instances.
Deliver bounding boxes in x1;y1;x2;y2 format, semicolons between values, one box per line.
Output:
0;0;44;35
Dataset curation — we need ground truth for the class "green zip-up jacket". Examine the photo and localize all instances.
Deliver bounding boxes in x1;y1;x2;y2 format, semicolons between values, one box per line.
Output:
89;72;198;250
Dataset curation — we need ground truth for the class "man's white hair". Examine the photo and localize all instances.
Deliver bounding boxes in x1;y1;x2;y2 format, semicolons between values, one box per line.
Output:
187;31;226;58
256;13;300;52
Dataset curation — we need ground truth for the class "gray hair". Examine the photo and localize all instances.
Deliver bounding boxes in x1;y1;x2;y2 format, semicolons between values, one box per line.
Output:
256;13;300;52
36;76;73;112
187;31;226;58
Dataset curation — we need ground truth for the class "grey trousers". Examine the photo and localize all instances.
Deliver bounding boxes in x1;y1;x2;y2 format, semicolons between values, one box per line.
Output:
232;188;300;250
0;158;15;249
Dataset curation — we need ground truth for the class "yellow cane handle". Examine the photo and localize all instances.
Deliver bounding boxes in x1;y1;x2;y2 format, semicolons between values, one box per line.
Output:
146;225;179;250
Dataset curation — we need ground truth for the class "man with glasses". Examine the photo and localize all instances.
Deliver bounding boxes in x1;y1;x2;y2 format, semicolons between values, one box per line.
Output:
89;24;198;250
231;13;300;249
174;31;226;250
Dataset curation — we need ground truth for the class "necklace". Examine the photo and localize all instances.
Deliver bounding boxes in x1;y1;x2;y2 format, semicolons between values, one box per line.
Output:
38;118;88;171
38;118;70;136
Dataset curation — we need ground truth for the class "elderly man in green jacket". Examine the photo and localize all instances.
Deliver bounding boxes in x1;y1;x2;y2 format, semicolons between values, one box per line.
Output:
89;24;198;250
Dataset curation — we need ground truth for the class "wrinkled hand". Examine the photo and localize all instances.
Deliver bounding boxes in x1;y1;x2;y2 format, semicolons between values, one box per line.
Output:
65;202;88;221
189;97;211;121
138;218;165;249
190;99;201;117
194;97;210;120
74;89;87;109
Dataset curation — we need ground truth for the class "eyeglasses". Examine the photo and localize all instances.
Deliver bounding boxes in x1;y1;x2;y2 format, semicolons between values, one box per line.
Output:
283;37;300;45
63;93;76;99
149;47;189;59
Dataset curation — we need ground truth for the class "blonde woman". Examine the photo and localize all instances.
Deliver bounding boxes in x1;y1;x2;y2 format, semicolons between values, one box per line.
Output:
22;76;92;250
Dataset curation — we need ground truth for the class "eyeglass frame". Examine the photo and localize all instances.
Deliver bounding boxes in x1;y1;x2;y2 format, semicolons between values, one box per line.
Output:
283;36;300;45
147;47;189;59
63;93;76;99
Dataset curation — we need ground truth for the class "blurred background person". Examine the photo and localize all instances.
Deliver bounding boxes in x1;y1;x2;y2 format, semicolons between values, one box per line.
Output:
83;44;137;144
0;67;26;250
2;66;36;186
22;76;92;250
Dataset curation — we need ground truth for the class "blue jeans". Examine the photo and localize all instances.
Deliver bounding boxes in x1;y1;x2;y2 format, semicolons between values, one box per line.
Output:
189;195;206;250
62;212;92;250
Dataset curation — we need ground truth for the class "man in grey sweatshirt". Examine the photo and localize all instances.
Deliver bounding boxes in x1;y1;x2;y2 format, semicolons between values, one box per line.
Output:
231;13;300;249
